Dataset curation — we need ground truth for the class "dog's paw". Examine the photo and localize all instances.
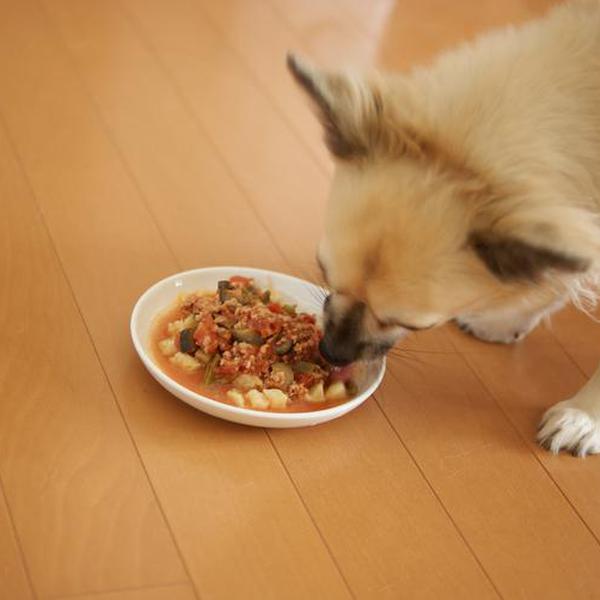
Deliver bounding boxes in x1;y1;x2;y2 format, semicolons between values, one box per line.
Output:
537;401;600;457
455;317;530;344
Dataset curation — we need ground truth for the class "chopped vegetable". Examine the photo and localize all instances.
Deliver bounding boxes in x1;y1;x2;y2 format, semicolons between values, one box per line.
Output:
156;275;360;412
282;304;297;316
203;353;219;384
232;328;264;346
218;280;233;303
346;381;359;396
246;389;269;409
264;388;289;409
227;389;246;407
271;362;294;386
293;361;319;373
233;374;263;391
306;381;325;403
325;381;347;401
180;328;197;354
167;314;196;335
170;352;201;372
274;338;292;355
158;337;177;357
194;350;211;364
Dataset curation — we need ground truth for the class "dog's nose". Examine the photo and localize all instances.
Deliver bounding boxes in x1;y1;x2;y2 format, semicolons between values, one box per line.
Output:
319;337;357;366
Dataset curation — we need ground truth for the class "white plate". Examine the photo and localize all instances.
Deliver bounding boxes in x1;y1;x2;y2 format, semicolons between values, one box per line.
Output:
130;267;386;428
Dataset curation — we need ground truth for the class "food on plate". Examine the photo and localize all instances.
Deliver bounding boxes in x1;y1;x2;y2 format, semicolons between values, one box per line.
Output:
152;275;357;412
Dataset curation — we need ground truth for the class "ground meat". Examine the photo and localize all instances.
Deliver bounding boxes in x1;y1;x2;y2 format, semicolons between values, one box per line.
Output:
177;277;331;397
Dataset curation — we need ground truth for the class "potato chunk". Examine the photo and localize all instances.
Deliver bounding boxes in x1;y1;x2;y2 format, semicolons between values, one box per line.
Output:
233;374;263;392
227;389;246;408
325;381;347;402
169;351;201;372
246;389;270;409
158;337;177;357
167;314;196;335
306;381;325;403
264;388;289;409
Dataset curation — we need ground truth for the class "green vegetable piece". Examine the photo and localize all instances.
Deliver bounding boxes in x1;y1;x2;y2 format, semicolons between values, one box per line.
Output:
179;328;197;354
232;328;264;346
203;353;220;385
282;304;297;316
274;338;293;355
271;362;294;386
346;380;358;396
292;361;318;373
239;288;254;305
261;290;271;304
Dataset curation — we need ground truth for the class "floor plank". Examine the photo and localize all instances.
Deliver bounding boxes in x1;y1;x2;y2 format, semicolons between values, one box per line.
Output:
123;0;329;274
40;0;287;274
0;2;351;598
197;0;331;171
450;324;600;548
271;401;498;599
55;583;196;600
0;120;187;596
380;352;600;599
0;482;33;600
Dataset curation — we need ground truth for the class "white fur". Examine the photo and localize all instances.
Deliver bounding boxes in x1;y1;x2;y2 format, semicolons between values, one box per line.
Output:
538;366;600;456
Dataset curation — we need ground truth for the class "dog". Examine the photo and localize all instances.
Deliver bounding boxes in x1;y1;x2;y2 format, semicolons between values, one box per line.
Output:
287;0;600;456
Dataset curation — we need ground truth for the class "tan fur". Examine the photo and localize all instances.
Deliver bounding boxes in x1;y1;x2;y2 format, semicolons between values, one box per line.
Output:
291;1;600;335
290;1;600;454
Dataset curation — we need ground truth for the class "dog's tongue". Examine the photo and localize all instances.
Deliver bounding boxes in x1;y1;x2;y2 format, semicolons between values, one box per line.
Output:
329;365;354;382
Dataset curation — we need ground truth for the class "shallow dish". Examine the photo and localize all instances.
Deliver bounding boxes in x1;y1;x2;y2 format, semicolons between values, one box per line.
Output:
130;267;386;428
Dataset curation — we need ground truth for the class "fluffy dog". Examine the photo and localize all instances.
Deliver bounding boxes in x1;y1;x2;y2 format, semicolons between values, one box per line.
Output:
288;1;600;456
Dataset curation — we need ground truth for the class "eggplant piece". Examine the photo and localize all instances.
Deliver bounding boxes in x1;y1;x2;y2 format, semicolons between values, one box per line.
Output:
282;304;297;316
274;338;292;355
232;328;264;346
261;289;271;304
218;280;233;303
179;328;198;354
292;361;319;374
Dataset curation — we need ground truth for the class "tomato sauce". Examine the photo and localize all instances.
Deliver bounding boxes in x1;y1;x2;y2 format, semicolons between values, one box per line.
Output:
150;299;352;413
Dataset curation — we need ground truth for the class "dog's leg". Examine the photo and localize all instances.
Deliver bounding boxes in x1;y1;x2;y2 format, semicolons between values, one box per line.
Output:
456;297;566;344
538;364;600;456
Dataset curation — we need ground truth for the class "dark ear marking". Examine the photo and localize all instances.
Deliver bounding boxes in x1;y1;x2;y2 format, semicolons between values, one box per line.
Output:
286;53;367;159
469;232;590;281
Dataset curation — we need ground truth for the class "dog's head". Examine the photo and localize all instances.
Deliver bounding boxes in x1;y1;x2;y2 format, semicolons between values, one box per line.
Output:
288;54;596;365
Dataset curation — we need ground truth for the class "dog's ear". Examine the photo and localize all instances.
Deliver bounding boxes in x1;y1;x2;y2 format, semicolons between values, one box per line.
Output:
469;231;590;281
286;53;396;160
469;206;595;281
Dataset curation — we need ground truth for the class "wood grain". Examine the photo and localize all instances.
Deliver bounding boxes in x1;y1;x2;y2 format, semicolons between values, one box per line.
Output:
41;1;497;597
0;482;33;600
0;1;350;598
380;353;600;599
2;0;599;598
55;584;196;600
0;118;186;596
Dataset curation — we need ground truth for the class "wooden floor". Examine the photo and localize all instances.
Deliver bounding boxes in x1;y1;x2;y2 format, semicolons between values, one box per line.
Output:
2;0;600;598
